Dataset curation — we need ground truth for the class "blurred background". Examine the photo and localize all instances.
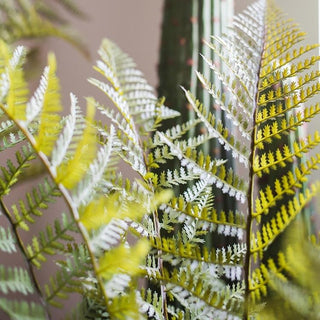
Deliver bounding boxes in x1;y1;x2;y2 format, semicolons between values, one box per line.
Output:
41;0;319;105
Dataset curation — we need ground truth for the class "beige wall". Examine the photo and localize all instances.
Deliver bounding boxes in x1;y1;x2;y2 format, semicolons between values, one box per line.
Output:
43;1;318;106
45;0;164;107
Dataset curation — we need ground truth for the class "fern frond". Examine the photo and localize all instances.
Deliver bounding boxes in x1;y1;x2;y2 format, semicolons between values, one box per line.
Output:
138;289;164;320
249;252;288;303
254;154;320;218
196;71;251;140
255;103;320;149
56;98;97;189
72;125;119;206
251;182;320;258
0;226;16;253
253;132;320;176
154;266;244;319
160;119;202;142
44;252;92;308
26;213;76;268
50;93;85;171
107;292;143;320
0;265;33;295
260;53;320;82
260;227;320;319
10;177;60;231
93;38;179;128
0;127;27;151
159;132;247;202
0;298;45;320
0;144;35;197
200;53;254;118
3;44;28;120
33;53;62;156
151;237;246;270
155;167;196;188
258;81;320;108
183;89;249;166
0;0;86;55
160;196;245;238
97;240;149;281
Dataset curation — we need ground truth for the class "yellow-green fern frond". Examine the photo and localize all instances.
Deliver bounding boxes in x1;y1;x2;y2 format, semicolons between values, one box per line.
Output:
33;53;62;155
0;43;29;121
98;240;149;281
260;225;320;319
56;98;96;189
255;103;320;149
0;0;87;56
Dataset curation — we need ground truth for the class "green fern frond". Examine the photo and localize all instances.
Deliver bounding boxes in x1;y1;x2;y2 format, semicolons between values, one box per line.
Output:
0;226;16;253
254;154;320;218
199;53;254;117
92;38;179;127
251;182;320;258
0;265;33;295
260;227;320;319
249;253;288;303
161;196;245;234
50;93;86;171
139;289;164;320
0;298;45;320
0;144;35;197
253;132;320;177
44;253;92;308
10;178;60;231
72;125;120;206
160;119;202;142
152;266;244;318
255;103;320;149
150;236;246;269
26;213;76;268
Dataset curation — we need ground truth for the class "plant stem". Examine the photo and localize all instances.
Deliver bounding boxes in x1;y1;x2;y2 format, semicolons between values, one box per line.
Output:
244;131;256;320
152;209;169;319
243;5;266;316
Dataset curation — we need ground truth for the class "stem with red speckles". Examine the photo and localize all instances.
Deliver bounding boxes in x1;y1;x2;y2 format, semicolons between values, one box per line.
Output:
158;0;235;244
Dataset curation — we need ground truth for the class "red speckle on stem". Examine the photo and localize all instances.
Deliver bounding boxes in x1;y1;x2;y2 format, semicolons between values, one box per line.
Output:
200;127;207;134
179;38;186;46
213;16;220;23
213;104;220;111
187;58;194;66
186;103;193;110
171;18;179;26
190;16;197;24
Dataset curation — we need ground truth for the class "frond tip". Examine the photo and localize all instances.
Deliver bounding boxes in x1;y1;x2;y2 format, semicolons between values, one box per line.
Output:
33;53;62;156
56;97;97;189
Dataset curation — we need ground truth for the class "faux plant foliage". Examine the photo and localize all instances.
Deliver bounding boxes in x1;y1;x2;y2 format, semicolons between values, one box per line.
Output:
0;39;170;319
0;1;319;320
0;0;86;55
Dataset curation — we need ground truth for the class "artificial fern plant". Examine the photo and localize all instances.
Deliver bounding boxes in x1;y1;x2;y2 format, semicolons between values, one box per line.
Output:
0;0;319;319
